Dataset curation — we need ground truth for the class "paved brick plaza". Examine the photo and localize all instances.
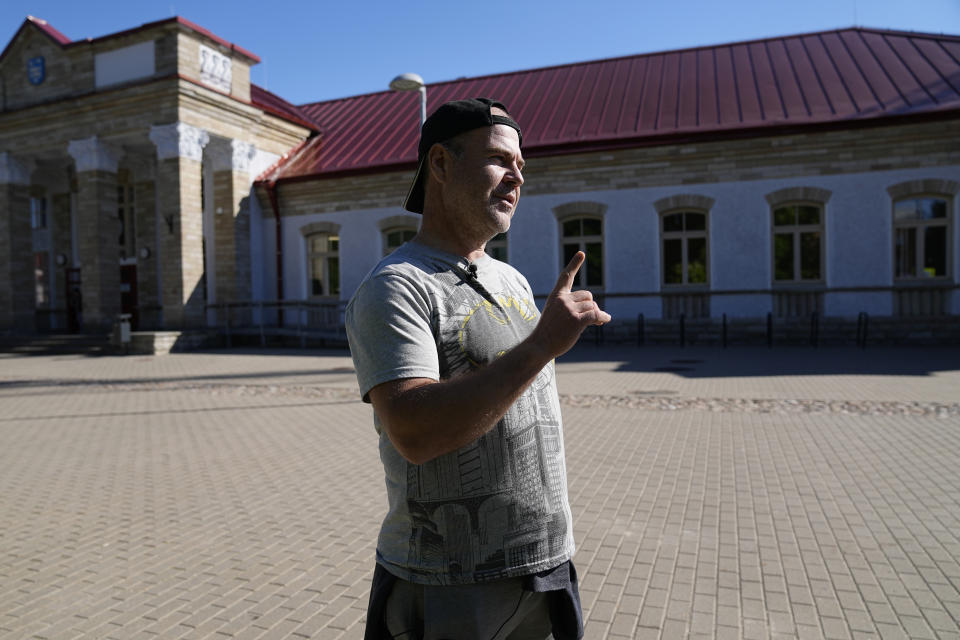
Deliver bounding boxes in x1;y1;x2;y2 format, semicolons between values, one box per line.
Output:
1;345;959;639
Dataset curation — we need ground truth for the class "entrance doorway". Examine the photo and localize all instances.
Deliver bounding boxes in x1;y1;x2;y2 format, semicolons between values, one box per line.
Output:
120;264;138;330
66;267;81;333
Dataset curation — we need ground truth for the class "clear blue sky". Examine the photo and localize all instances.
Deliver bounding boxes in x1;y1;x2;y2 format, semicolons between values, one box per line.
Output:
4;0;959;105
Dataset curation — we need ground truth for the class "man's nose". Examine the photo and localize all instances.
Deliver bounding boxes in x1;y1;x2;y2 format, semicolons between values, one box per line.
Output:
506;162;524;187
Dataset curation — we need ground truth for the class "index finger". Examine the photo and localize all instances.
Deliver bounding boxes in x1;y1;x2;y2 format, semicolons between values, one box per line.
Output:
552;251;584;294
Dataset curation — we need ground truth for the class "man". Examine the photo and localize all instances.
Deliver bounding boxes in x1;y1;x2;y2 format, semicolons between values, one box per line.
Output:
346;98;611;639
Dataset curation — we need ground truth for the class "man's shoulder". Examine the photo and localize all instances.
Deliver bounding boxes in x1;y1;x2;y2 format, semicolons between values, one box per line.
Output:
356;244;441;290
347;244;445;313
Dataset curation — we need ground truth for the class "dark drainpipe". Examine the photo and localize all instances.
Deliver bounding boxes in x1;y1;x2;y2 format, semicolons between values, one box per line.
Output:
266;181;284;326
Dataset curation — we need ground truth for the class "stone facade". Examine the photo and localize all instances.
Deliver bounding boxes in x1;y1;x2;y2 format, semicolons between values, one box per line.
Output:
0;174;32;331
0;17;310;334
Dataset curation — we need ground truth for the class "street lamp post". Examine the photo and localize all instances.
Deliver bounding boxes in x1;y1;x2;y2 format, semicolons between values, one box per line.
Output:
389;73;426;128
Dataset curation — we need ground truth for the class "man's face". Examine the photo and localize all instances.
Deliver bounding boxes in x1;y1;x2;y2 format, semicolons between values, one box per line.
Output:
441;121;525;241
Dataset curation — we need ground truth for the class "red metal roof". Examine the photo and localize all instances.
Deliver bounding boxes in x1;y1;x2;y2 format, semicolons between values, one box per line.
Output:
250;84;319;131
25;16;71;45
264;27;960;184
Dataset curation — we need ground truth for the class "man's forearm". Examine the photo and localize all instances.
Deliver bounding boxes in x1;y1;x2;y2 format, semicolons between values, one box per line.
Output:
372;251;610;465
372;336;554;464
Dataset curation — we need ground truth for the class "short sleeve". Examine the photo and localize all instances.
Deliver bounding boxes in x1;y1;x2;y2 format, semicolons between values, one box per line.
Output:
345;272;440;402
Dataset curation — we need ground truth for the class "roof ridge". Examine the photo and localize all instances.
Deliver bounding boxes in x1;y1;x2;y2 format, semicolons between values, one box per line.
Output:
25;16;72;45
278;27;960;184
10;15;260;62
297;27;960;108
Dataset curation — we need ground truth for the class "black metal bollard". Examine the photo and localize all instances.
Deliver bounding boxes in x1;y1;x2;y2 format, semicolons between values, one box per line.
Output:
856;312;869;349
810;312;819;348
767;312;773;348
722;313;728;348
637;313;645;347
679;313;686;348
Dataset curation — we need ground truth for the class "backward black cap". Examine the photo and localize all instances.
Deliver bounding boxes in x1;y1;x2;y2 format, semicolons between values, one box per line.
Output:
402;97;522;214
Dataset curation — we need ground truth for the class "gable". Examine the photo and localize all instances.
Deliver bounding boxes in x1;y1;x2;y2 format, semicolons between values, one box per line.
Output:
0;21;84;111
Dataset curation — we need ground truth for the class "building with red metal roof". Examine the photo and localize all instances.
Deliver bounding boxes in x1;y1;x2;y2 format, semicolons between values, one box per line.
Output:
256;27;959;343
262;28;960;182
1;16;958;346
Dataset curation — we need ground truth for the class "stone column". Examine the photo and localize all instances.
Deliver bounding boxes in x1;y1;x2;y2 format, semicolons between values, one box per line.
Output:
149;122;209;329
67;137;122;332
0;152;35;332
208;139;256;308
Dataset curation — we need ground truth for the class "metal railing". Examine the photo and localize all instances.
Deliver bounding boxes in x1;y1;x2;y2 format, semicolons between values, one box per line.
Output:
205;300;347;347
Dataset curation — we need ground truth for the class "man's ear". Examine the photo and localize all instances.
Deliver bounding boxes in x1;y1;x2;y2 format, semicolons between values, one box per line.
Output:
427;143;452;185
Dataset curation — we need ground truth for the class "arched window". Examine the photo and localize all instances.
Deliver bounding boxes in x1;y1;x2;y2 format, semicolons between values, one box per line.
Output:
772;203;824;283
554;202;606;289
485;232;508;262
660;210;708;287
561;218;603;288
383;227;416;256
893;196;951;280
306;233;340;298
378;215;419;257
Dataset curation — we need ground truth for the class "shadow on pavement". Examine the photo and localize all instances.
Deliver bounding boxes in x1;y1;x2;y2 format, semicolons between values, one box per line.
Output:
558;344;960;378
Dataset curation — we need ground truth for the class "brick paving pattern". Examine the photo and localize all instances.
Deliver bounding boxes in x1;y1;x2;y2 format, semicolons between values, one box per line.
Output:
1;345;958;639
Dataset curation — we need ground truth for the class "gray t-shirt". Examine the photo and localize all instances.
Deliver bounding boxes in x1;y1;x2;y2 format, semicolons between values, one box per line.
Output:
345;241;575;585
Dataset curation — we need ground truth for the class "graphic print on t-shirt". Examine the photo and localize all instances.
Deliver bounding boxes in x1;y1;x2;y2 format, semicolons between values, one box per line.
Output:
404;268;570;582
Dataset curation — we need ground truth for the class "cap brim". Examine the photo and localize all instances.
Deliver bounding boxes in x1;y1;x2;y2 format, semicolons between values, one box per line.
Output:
402;156;427;214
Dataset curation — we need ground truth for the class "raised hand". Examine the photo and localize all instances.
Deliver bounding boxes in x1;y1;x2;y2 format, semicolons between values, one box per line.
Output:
530;251;612;359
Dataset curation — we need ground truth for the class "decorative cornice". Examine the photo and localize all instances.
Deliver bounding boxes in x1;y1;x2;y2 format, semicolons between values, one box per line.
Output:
208;139;256;173
299;221;340;236
377;214;419;231
765;186;832;207
66;137;121;173
552;201;608;220
653;194;716;214
149;122;210;162
887;178;960;200
0;152;35;185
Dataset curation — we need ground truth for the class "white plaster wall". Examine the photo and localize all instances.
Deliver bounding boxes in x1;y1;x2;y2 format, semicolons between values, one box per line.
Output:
712;294;772;318
249;191;265;301
277;206;413;303
249;150;281;184
709;185;770;293
259;213;277;302
266;164;960;323
246;149;281;304
825;291;890;317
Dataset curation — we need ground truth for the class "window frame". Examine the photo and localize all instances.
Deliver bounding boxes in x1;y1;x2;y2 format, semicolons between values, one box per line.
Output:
306;232;341;299
485;232;509;263
382;226;417;257
29;196;48;230
559;215;605;290
892;193;952;282
659;208;710;289
770;201;825;286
